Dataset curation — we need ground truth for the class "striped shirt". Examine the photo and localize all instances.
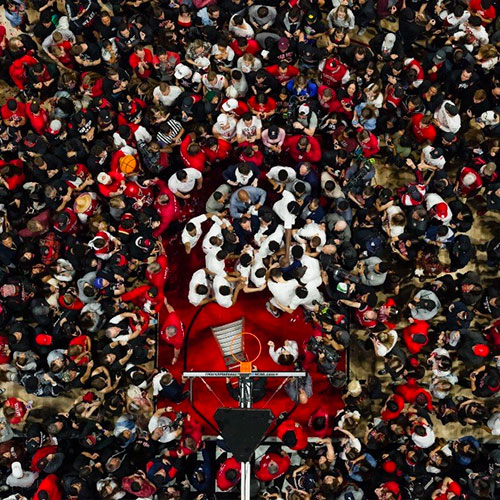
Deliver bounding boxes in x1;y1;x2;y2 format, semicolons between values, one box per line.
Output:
156;119;182;146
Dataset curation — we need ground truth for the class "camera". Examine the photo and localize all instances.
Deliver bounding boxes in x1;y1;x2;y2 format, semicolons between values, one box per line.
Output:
172;411;186;428
307;336;339;364
331;266;360;284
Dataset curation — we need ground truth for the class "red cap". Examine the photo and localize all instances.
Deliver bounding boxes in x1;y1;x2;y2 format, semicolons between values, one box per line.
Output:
473;344;490;357
35;334;52;346
435;202;448;218
383;460;397;474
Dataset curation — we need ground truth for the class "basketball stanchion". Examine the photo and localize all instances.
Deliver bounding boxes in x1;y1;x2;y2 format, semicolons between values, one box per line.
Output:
183;331;305;500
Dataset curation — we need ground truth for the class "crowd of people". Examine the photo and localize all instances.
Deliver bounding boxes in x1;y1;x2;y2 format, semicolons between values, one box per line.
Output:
0;0;499;497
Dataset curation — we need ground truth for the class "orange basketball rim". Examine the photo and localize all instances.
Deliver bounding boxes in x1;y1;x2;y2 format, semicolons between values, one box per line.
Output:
230;332;262;373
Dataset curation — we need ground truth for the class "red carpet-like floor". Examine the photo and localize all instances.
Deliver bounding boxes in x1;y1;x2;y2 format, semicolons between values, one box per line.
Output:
157;234;345;435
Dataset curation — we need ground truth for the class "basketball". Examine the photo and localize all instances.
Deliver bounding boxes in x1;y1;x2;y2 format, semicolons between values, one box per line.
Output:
119;155;137;174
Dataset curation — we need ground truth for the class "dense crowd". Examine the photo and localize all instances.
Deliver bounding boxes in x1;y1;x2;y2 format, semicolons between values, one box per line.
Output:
0;0;499;497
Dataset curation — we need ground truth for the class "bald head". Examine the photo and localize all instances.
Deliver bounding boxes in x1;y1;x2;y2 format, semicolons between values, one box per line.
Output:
238;189;250;203
334;220;347;232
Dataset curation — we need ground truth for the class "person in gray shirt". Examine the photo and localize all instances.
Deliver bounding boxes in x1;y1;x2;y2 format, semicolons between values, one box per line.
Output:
206;184;231;215
248;5;277;30
409;289;441;321
229;187;267;219
359;257;388;287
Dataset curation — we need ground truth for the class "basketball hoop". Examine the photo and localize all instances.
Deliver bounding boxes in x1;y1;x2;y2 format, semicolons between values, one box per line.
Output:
230;331;261;373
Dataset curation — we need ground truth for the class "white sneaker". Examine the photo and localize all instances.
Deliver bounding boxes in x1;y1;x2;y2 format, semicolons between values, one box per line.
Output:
265;301;280;318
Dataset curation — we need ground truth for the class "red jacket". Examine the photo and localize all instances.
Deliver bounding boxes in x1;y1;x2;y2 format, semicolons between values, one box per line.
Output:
402;320;430;354
255;452;290;481
321;58;349;87
152;179;180;238
204;138;232;164
381;394;405;421
394;378;433;411
217;456;241;491
33;474;62;500
277;419;308;450
180;135;206;172
284;135;321;163
146;254;169;289
32;445;59;472
307;408;330;438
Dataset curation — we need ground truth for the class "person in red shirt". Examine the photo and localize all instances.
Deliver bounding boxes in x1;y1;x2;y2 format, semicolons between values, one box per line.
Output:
375;481;402;500
247;93;277;120
432;477;462;500
203;136;232;165
469;0;496;24
402;320;429;354
1;98;27;128
26;100;49;135
411;113;437;144
151;178;180;238
317;85;338;113
265;61;300;85
216;456;241;491
33;474;63;500
381;394;405;421
0;159;25;191
255;450;290;482
394;378;433;411
146;254;170;290
180;135;206;172
284;135;322;163
97;170;125;197
230;36;260;57
357;128;380;158
321;57;349;87
129;45;153;79
307;408;331;438
160;302;184;364
3;397;29;425
68;335;91;366
277;419;308;450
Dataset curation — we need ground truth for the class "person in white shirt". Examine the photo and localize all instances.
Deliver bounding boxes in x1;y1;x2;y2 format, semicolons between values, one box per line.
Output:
433;100;461;134
419;145;446;170
266;267;298;317
213;274;241;308
168;168;203;198
299;254;323;289
273;191;300;229
268;339;299;365
256;225;284;257
188;269;212;306
229;14;255;39
236;113;262;143
294;222;327;252
425;193;453;225
266;166;296;193
202;71;229;92
202;216;228;254
249;256;267;288
289;282;324;311
453;16;489;50
152;83;182;107
206;249;227;276
213;113;238;142
182;214;208;253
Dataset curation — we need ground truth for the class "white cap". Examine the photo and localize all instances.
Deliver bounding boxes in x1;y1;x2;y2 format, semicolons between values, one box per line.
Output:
217;114;229;127
195;56;210;70
298;104;310;115
462;172;477;186
11;462;23;479
174;64;192;80
192;72;202;83
97;172;111;184
222;98;238;112
48;119;62;133
226;86;238;98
